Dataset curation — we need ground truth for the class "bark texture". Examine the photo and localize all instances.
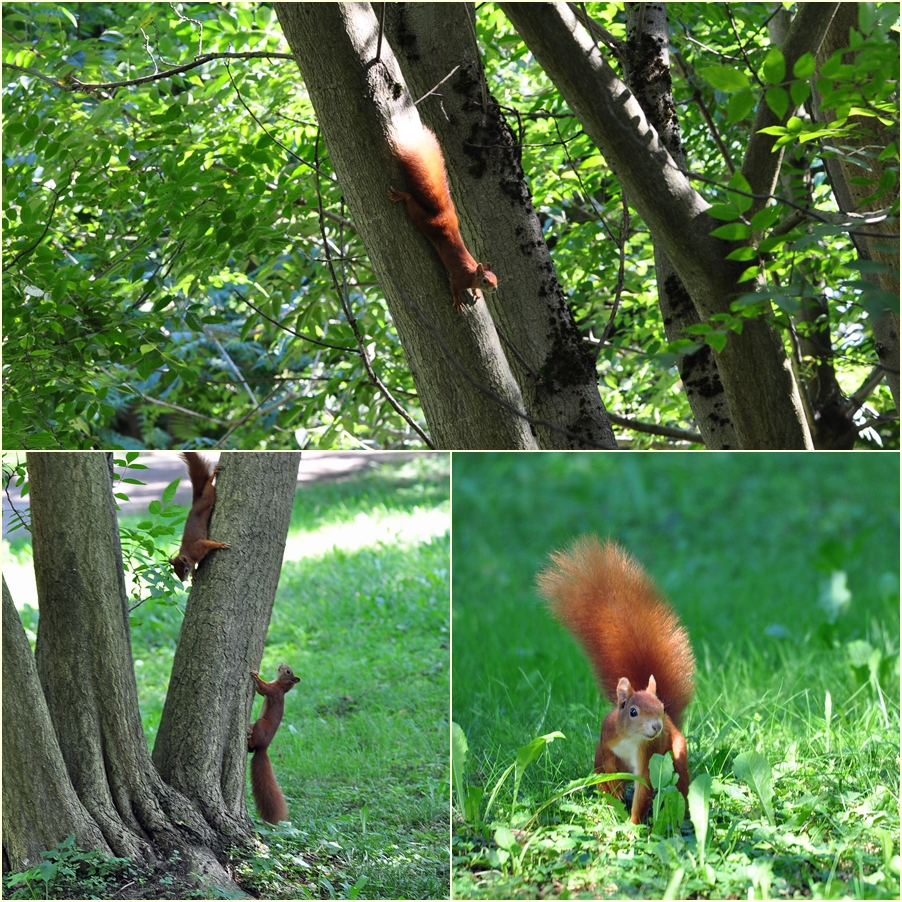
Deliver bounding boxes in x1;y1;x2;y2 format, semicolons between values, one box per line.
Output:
152;452;303;834
3;576;112;871
384;2;617;449
623;2;738;448
20;452;247;896
275;2;538;449
502;2;814;449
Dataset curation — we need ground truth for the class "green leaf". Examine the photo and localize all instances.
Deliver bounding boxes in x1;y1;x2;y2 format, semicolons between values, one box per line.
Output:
727;89;756;124
793;52;817;79
761;48;786;84
733;750;775;825
858;3;879;34
707;203;741;221
451;722;469;815
750;206;781;231
728;171;753;213
706;331;728;353
726;246;758;261
765;87;789;120
699;65;750;92
710;222;751;240
688;775;713;869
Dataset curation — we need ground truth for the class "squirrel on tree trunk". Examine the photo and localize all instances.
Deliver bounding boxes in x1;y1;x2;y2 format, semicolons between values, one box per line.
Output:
247;663;301;824
389;123;497;311
169;451;231;582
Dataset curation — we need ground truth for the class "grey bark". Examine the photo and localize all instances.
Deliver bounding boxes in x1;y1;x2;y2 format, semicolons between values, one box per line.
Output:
152;451;302;834
3;576;112;871
502;2;814;449
275;2;538;449
623;2;738;448
812;2;900;408
23;452;247;896
384;3;617;449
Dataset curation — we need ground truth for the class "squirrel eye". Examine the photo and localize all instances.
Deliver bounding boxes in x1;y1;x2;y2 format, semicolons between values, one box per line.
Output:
629;707;638;717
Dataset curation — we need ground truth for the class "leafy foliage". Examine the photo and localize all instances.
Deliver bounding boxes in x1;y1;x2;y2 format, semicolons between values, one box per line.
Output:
3;3;414;449
452;451;900;898
2;2;898;447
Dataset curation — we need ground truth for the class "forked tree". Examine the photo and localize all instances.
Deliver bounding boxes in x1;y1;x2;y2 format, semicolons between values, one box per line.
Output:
2;451;302;894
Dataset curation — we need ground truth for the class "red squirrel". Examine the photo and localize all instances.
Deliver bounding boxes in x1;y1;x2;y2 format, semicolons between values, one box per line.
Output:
169;452;231;582
389;124;498;311
247;663;301;824
537;536;696;825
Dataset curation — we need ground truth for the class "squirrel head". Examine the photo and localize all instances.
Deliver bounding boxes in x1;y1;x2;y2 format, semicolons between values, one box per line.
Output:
276;663;301;690
615;676;664;740
170;555;192;581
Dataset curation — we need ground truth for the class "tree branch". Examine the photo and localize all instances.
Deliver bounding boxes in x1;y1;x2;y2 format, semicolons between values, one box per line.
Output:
3;52;294;94
740;3;840;215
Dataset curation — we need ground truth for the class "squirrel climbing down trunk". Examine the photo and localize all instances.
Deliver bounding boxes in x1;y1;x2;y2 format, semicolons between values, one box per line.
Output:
537;537;696;824
169;451;231;581
389;123;497;311
248;663;300;824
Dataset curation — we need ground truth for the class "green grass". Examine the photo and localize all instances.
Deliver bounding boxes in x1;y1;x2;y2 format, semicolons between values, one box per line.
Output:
452;452;899;900
6;454;450;900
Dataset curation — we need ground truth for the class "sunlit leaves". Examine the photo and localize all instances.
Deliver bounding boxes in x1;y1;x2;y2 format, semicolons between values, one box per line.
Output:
760;48;786;85
699;65;749;92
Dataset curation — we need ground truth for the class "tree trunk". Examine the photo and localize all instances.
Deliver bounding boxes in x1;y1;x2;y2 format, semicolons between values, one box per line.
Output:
9;452;250;895
623;2;738;448
383;3;617;449
275;2;539;449
812;2;900;408
152;451;302;835
3;575;111;871
501;2;815;449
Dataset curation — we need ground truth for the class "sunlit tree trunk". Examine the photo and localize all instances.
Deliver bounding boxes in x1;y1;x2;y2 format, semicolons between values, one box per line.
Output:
153;452;302;835
2;576;111;870
623;2;738;448
502;2;825;449
1;452;296;894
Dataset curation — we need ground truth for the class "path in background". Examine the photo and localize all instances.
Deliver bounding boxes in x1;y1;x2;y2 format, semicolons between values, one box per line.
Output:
2;452;437;536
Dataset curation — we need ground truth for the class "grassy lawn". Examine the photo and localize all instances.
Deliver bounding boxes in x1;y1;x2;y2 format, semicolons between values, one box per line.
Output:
452;452;899;900
5;453;450;900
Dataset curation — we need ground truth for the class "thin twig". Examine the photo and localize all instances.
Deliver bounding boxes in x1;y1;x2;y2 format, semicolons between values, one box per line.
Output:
606;412;703;443
2;52;294;94
232;289;354;353
312;134;434;447
599;187;630;349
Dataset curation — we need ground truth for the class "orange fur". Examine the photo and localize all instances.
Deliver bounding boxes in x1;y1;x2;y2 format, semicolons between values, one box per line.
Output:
247;664;300;824
389;125;497;311
537;537;696;823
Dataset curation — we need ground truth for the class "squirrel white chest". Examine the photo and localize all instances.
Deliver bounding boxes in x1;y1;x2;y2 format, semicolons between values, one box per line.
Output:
609;733;646;776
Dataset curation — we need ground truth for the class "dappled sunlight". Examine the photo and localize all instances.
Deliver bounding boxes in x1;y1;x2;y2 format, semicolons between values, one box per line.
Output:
284;508;449;561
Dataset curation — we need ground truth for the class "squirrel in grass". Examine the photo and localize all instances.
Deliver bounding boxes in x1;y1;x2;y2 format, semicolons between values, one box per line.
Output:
248;663;301;824
536;536;696;825
169;452;231;582
389;124;497;312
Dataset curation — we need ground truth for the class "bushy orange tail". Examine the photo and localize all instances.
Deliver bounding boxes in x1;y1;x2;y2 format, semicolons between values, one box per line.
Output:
391;125;455;219
537;536;695;726
251;749;289;824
